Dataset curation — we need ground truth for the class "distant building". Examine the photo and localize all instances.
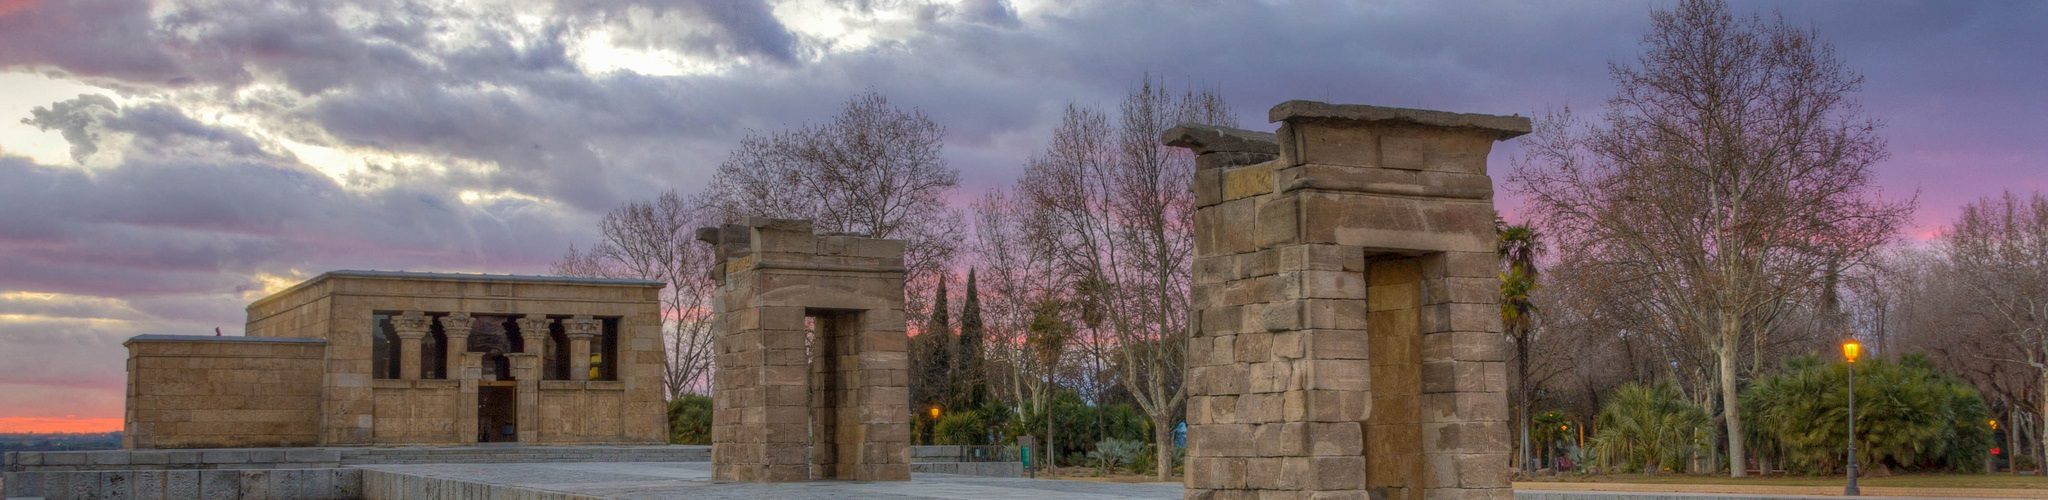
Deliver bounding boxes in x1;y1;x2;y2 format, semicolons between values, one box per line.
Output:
121;270;668;449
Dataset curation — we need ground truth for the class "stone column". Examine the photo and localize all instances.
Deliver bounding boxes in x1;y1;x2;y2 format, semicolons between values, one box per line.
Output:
513;314;551;443
441;312;477;442
509;353;541;443
564;316;601;381
392;311;432;380
440;312;472;379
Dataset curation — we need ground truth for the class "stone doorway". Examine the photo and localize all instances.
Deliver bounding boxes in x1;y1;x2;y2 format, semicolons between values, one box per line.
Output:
478;385;518;443
1170;101;1528;500
805;310;863;479
699;218;912;482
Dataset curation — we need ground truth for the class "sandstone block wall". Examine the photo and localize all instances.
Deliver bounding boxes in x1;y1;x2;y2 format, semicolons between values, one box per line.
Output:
113;271;670;448
1172;101;1527;500
701;218;912;482
123;336;326;449
244;271;667;446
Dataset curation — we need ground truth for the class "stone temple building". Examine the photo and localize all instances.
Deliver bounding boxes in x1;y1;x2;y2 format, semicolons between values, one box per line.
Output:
122;270;669;449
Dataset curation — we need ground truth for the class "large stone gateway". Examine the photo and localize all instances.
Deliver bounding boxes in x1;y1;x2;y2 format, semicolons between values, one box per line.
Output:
699;218;913;482
1172;101;1528;500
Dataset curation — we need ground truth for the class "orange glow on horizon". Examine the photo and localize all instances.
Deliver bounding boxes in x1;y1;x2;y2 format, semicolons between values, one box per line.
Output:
0;0;39;17
0;417;123;434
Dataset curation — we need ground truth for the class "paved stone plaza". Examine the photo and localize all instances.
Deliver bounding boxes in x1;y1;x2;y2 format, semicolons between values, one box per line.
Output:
357;462;1182;499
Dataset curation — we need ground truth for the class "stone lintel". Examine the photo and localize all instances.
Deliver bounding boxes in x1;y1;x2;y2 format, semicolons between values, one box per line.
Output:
1162;124;1280;156
1268;100;1531;140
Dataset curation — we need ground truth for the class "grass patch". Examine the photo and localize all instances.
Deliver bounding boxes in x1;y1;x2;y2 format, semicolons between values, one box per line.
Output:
1521;473;2046;489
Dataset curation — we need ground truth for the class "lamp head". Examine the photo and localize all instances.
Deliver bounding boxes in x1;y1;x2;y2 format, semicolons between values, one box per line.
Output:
1841;337;1863;363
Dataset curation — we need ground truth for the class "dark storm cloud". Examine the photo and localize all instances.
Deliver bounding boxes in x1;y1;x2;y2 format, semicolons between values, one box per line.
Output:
0;99;595;299
560;0;800;64
0;0;185;85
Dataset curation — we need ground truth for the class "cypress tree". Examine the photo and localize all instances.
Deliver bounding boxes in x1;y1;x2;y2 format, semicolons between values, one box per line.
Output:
919;278;953;408
955;269;986;409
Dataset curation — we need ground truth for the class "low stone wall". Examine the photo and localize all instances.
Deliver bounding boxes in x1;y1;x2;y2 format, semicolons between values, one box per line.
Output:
906;445;1023;478
3;467;361;500
4;445;711;473
123;335;328;449
360;468;600;500
908;462;1024;477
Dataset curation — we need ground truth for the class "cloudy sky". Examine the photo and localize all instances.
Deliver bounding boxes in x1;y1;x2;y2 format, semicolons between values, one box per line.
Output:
0;0;2040;432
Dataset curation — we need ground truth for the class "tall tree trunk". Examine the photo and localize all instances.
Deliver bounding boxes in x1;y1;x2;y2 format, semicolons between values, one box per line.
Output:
2013;406;2025;475
1717;328;1747;477
1518;335;1533;472
1046;372;1057;469
2039;371;2048;475
1153;414;1175;481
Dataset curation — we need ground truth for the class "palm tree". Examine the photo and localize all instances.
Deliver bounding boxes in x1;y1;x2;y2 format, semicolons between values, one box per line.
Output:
1498;219;1546;471
1591;382;1715;473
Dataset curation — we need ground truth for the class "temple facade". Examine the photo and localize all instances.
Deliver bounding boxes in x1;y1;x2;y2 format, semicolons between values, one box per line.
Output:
122;270;668;449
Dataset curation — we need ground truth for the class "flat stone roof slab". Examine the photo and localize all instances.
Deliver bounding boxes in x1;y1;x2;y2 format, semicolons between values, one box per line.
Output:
124;334;328;345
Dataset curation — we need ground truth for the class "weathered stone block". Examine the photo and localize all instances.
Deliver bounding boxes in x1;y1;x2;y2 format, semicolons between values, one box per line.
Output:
1420;392;1509;424
1421;331;1506;362
1257;194;1303;248
1420;360;1508;395
1308;455;1366;490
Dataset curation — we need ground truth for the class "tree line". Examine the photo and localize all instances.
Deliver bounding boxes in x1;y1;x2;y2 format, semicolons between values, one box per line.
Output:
562;0;2025;480
555;78;1226;479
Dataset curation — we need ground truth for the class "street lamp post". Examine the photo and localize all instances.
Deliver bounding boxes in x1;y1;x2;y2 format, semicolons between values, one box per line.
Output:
1842;337;1862;496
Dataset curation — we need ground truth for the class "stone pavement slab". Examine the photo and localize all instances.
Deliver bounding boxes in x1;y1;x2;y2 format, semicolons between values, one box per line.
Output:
353;461;1185;499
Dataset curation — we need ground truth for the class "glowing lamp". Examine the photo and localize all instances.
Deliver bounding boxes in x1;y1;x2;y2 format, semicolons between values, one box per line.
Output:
1991;419;1999;430
929;406;942;420
1841;338;1863;363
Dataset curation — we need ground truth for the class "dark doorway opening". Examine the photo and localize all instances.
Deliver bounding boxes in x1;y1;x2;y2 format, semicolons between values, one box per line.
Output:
478;385;518;443
805;309;861;480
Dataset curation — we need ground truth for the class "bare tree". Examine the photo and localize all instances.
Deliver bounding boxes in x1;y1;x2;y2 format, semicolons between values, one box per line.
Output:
1511;0;1912;476
1019;76;1232;480
555;190;717;399
1945;192;2048;461
970;188;1065;415
704;90;964;324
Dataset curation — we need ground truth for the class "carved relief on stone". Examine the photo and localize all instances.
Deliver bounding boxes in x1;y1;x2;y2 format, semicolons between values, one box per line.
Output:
439;312;473;337
392;311;432;339
563;315;601;339
515;314;552;352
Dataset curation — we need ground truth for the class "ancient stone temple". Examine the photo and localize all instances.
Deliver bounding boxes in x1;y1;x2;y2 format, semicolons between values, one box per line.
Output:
1170;101;1528;500
122;271;668;449
698;218;913;482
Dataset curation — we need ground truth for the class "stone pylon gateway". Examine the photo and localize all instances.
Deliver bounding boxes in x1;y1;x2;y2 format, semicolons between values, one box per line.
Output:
698;218;913;482
1170;101;1529;500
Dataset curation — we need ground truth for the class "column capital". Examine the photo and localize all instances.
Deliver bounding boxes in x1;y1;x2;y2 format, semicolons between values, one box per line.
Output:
515;314;553;335
392;311;432;338
439;312;473;336
563;315;601;339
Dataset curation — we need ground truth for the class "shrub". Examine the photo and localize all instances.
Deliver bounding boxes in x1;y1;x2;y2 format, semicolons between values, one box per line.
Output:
935;410;989;445
1743;354;1992;473
1088;438;1145;473
1589;382;1714;473
667;394;713;445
